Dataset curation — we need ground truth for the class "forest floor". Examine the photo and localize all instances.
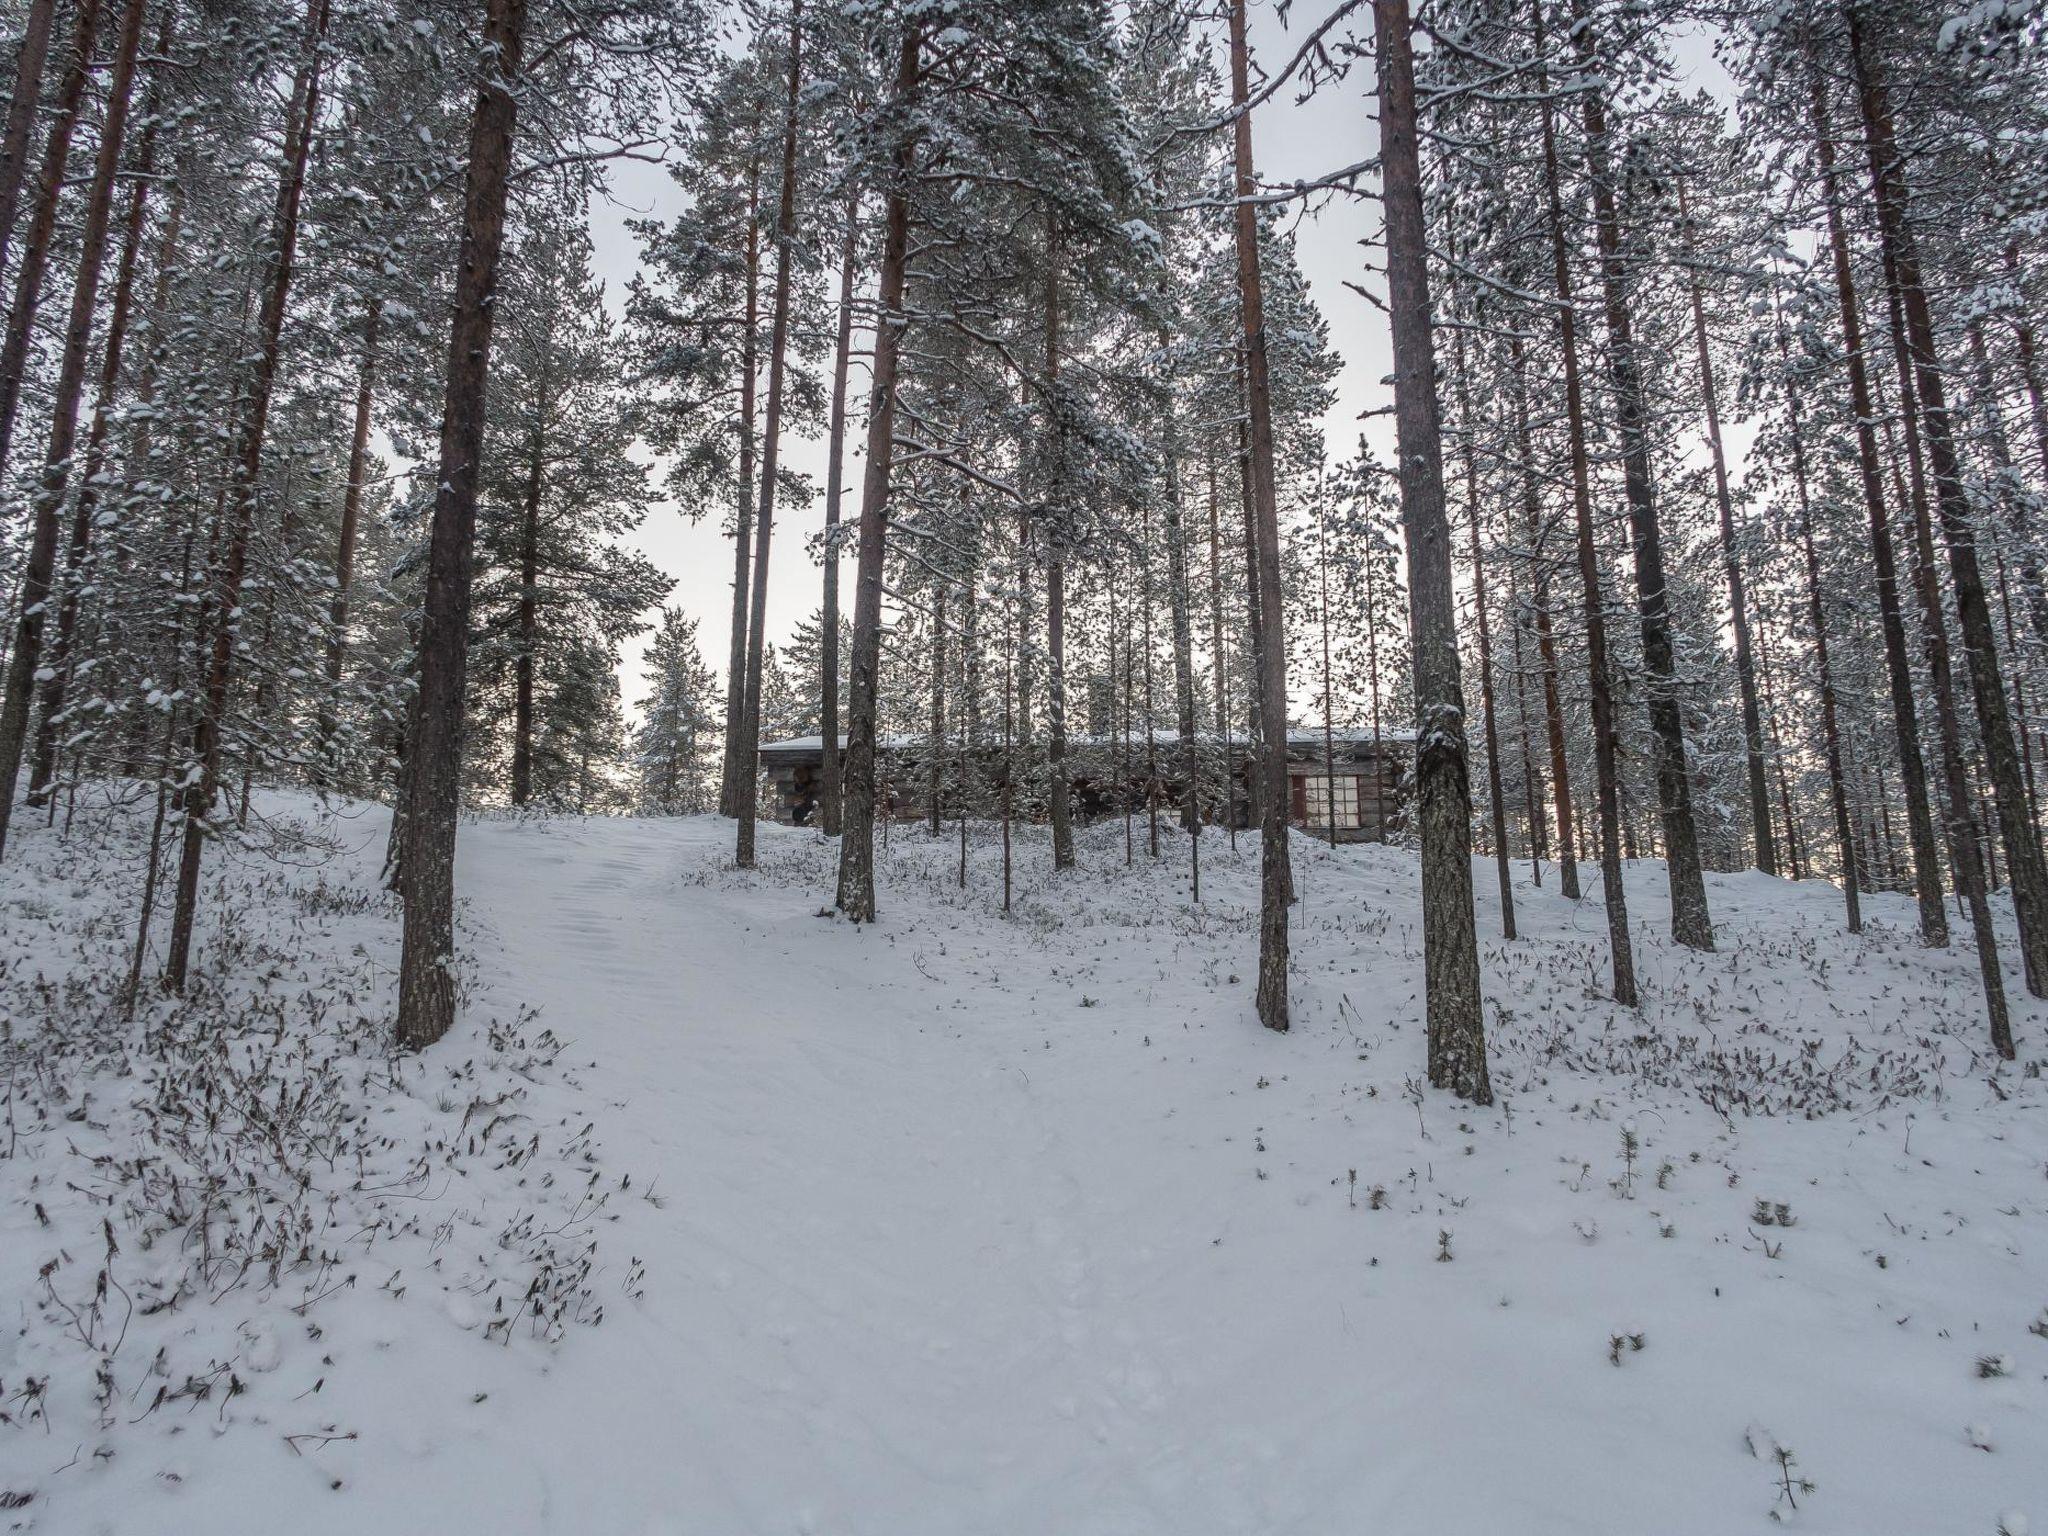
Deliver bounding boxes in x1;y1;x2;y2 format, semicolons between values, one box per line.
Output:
2;790;2046;1535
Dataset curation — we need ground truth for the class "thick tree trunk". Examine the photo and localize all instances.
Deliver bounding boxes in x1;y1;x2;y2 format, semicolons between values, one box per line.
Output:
719;154;762;818
394;0;526;1049
1889;337;2013;1055
1509;331;1579;899
1229;0;1292;1031
833;27;918;922
1678;180;1773;876
0;0;98;486
1852;12;2044;1019
1808;61;1946;945
0;0;56;273
818;189;859;837
1376;0;1489;1101
1535;0;1634;1003
21;0;154;812
1572;2;1712;951
737;8;803;869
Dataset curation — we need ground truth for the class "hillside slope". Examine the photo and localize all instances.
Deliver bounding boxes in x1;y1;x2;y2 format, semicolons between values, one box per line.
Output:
3;798;2044;1534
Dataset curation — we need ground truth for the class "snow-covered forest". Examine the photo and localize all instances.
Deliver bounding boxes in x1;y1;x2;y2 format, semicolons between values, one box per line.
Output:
1;0;2045;1529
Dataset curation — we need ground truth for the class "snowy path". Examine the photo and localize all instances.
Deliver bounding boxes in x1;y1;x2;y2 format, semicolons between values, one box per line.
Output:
458;814;1229;1536
430;813;2047;1536
14;803;2035;1534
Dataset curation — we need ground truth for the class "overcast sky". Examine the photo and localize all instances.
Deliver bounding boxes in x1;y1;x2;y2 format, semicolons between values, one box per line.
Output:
584;8;1731;718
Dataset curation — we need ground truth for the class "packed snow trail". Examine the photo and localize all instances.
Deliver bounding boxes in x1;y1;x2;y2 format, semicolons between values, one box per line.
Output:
444;812;2046;1536
4;801;2044;1535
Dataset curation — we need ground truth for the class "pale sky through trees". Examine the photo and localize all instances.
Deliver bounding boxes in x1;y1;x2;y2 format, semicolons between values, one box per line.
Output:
585;13;1723;720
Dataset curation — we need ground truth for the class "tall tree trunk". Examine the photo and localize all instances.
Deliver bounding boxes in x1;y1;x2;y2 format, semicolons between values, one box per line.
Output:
1229;0;1292;1032
1318;481;1338;850
1678;178;1773;876
1376;0;1490;1101
394;0;526;1049
1535;0;1634;1003
719;152;763;818
1509;331;1579;898
1808;59;1946;945
1207;454;1235;848
0;0;98;485
1968;321;2048;671
2008;240;2048;486
927;584;945;836
510;423;544;805
1776;303;1860;932
1162;343;1201;846
737;7;803;868
1851;10;2044;1018
1572;1;1712;951
1505;557;1548;884
1044;221;1074;871
162;0;328;982
23;0;157;810
833;26;918;922
1454;322;1515;938
818;187;858;837
316;296;383;772
1889;345;2013;1054
0;0;56;275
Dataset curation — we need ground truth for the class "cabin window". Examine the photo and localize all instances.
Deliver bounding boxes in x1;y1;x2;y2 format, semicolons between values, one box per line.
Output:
1302;773;1362;829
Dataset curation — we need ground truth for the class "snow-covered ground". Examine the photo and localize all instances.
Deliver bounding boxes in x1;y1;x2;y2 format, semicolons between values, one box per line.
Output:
3;793;2045;1534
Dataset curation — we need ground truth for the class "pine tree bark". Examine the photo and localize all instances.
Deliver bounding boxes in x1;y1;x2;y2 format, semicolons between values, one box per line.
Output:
162;0;328;982
21;0;156;812
1044;224;1074;871
818;188;858;836
0;0;99;486
1161;339;1201;842
1777;310;1860;932
927;584;945;836
1509;331;1579;899
1888;336;2013;1055
1453;323;1515;938
1505;558;1548;883
1572;1;1712;951
1678;179;1773;877
1376;0;1489;1100
719;152;763;818
1535;0;1634;1002
394;0;526;1048
1229;0;1292;1032
0;0;56;274
510;419;544;805
737;6;803;868
1851;10;2045;1014
834;26;918;922
1808;59;1947;946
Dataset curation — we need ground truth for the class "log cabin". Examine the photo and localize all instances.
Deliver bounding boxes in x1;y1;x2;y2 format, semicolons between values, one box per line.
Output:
756;728;1410;843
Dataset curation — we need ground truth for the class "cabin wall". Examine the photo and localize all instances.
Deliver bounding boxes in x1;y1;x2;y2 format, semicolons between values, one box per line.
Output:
761;741;1409;842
